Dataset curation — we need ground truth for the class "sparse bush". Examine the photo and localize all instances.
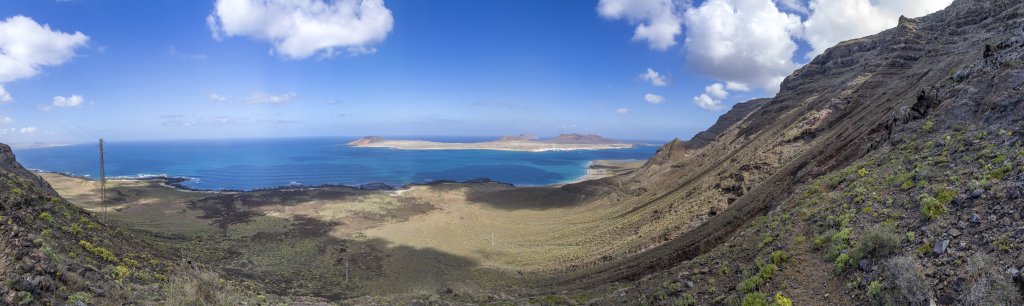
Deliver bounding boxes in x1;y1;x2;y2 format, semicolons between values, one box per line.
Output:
70;222;84;235
165;264;226;305
68;292;92;304
854;225;901;260
773;292;793;306
858;168;870;177
880;256;931;306
742;292;768;306
923;120;935;131
993;237;1013;251
673;293;696;306
38;211;53;222
919;195;945;219
962;254;1022;306
79;240;118;263
834;253;852;273
770;251;788;265
866;281;883;305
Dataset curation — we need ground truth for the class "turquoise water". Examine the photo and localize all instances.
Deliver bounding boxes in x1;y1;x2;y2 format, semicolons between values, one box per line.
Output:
14;137;659;191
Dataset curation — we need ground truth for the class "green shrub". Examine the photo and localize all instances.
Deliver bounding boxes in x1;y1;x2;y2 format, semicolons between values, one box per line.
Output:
68;292;92;303
742;292;768;306
923;120;935;131
70;223;84;236
38;211;53;223
854;225;901;260
770;251;788;265
79;240;118;263
919;195;946;219
858;168;870;177
866;281;883;304
834;253;852;273
773;292;793;306
112;265;131;284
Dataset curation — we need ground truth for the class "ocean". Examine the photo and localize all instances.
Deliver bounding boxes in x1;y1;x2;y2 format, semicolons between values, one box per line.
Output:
13;137;660;191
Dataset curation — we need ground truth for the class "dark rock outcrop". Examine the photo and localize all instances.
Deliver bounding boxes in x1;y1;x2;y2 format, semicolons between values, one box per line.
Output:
0;144;57;197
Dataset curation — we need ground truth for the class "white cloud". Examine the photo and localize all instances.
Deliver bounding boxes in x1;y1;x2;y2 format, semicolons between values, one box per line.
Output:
245;92;297;104
801;0;953;57
601;0;951;105
693;94;726;111
683;0;802;94
725;81;750;91
0;16;89;101
52;94;83;107
0;85;10;103
692;82;734;111
644;93;665;104
598;0;683;50
705;83;729;99
616;108;630;114
19;127;36;134
207;0;394;59
640;68;668;86
1;116;12;124
209;93;227;102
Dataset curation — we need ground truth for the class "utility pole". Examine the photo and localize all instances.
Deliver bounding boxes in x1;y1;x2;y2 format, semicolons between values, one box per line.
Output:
99;138;106;214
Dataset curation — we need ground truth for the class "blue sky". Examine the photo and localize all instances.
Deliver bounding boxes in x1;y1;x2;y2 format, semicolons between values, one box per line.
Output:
0;0;953;144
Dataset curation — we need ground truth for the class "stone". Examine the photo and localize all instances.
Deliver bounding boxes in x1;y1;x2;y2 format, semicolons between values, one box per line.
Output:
859;259;872;271
934;240;950;255
950;229;961;237
74;301;87;306
970;213;981;224
1007;267;1020;277
970;189;984;199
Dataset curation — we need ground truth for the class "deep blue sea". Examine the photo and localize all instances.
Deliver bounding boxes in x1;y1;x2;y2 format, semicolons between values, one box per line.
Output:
13;137;660;191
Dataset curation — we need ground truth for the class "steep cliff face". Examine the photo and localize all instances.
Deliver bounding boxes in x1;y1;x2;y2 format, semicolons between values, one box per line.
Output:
542;0;1024;298
0;144;57;197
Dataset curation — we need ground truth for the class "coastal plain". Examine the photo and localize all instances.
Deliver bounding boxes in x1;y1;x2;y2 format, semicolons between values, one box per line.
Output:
33;159;645;298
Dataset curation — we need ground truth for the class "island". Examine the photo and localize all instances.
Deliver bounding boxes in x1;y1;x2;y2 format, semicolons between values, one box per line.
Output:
347;133;635;152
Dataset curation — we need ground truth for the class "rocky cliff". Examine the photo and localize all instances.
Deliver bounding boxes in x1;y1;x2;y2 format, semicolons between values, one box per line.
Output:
544;0;1024;304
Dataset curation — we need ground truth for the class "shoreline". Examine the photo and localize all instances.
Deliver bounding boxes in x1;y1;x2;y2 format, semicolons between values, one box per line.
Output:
31;159;644;194
350;140;636;152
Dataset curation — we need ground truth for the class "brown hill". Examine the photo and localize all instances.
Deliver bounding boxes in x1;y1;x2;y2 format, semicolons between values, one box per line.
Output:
346;136;385;146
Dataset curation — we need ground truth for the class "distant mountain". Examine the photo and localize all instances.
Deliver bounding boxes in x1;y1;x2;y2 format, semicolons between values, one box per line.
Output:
546;134;622;145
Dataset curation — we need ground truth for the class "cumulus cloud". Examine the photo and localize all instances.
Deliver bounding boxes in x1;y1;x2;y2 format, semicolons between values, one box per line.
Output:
704;83;728;99
692;83;736;111
1;116;12;124
52;94;83;107
683;0;802;93
19;127;36;134
644;93;665;104
600;0;952;112
598;0;682;50
693;94;725;111
801;0;953;57
245;92;297;104
207;0;394;59
616;108;630;114
0;85;10;103
640;68;668;86
208;93;227;102
0;16;89;101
